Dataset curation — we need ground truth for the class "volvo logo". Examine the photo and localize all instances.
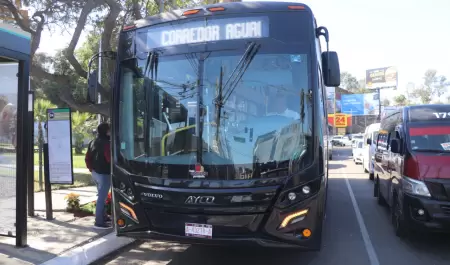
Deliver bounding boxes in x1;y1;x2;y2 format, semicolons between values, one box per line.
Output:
185;195;215;204
141;192;163;199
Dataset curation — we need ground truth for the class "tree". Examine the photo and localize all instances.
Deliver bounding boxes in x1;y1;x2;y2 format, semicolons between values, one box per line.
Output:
382;98;390;106
411;84;432;104
434;75;449;100
410;69;449;104
340;72;360;92
71;111;96;154
34;98;56;191
1;0;220;116
393;95;408;106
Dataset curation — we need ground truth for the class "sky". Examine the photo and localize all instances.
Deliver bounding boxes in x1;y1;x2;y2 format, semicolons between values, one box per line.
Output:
37;0;450;100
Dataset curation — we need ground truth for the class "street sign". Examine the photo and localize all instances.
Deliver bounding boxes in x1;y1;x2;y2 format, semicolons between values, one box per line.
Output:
334;113;347;127
46;108;74;185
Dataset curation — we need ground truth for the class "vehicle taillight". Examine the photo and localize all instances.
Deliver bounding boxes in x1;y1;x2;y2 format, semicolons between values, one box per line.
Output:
404;155;420;180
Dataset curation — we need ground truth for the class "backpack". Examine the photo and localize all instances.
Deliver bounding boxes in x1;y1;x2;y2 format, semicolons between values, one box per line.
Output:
85;139;94;172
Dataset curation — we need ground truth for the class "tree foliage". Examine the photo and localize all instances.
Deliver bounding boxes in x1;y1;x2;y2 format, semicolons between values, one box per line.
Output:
340;72;369;93
1;0;220;116
393;95;408;106
410;69;450;104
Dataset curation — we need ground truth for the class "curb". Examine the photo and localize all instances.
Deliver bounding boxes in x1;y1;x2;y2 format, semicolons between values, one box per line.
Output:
39;232;136;265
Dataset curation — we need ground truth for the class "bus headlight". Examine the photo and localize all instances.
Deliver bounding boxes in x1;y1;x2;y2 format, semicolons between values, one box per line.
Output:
126;188;135;200
119;182;126;192
402;176;431;197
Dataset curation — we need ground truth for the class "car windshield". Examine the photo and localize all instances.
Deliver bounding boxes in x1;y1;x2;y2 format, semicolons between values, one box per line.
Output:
357;141;363;148
409;125;450;152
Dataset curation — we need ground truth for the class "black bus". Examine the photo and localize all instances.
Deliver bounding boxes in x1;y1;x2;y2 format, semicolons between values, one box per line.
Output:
87;1;340;250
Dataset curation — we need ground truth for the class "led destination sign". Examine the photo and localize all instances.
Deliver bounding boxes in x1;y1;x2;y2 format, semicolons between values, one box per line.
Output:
144;16;269;49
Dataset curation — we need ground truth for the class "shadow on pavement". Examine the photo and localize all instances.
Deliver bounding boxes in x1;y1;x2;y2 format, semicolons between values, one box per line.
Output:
0;242;56;264
328;163;346;170
167;245;319;265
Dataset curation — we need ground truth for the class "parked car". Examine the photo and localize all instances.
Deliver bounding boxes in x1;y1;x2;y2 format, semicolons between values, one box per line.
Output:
332;135;351;146
362;123;380;180
352;139;364;164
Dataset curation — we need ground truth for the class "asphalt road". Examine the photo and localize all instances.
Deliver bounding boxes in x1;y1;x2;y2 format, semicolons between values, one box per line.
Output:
94;147;450;265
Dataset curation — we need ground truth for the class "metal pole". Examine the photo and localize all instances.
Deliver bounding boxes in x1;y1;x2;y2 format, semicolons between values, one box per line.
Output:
160;0;164;13
333;88;336;135
43;143;53;220
97;38;102;124
16;60;28;247
27;90;35;217
377;88;381;122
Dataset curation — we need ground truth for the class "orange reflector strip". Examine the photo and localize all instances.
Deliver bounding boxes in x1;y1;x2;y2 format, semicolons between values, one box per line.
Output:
287;5;305;10
208;7;225;12
183;9;201;16
119;202;137;220
280;209;309;228
302;228;312;237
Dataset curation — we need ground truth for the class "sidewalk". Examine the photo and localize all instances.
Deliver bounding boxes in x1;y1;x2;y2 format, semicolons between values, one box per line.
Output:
0;186;135;265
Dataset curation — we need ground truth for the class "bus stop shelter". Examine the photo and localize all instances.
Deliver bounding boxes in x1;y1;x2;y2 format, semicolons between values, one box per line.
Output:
0;22;32;247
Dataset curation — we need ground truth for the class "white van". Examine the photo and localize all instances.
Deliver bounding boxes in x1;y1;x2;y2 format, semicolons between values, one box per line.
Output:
362;123;380;180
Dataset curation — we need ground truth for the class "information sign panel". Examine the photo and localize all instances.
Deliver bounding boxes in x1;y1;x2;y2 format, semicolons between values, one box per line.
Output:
46;108;73;184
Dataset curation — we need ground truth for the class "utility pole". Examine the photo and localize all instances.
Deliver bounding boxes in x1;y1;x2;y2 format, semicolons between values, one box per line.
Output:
333;88;337;135
97;37;102;124
160;0;164;13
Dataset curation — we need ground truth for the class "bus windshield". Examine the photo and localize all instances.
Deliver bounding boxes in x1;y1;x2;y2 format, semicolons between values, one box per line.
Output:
117;12;314;179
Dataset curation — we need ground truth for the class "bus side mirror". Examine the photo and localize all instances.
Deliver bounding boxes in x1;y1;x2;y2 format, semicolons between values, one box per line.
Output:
366;138;372;145
87;70;98;104
321;51;340;87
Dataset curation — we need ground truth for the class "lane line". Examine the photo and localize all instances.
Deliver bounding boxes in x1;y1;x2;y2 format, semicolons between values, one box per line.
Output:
339;164;380;265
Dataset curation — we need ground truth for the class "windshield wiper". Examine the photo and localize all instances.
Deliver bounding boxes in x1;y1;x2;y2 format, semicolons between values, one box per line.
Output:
215;42;261;106
143;51;159;157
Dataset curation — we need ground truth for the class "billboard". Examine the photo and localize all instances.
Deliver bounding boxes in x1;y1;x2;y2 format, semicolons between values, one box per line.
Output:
325;87;335;114
341;93;380;116
381;106;401;118
365;66;398;89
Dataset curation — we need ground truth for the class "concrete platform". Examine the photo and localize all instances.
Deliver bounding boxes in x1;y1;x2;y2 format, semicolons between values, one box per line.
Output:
0;186;136;265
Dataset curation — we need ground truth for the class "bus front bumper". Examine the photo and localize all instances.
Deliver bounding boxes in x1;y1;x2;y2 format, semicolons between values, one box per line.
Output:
115;193;325;250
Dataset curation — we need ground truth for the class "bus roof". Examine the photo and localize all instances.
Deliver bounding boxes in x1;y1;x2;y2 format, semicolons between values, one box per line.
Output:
130;1;314;30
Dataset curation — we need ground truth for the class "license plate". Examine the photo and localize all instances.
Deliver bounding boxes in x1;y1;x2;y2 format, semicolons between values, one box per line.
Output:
185;223;213;239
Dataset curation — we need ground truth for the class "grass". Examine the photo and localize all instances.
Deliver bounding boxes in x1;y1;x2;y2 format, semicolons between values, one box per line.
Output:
33;170;94;192
0;166;94;192
34;147;87;169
